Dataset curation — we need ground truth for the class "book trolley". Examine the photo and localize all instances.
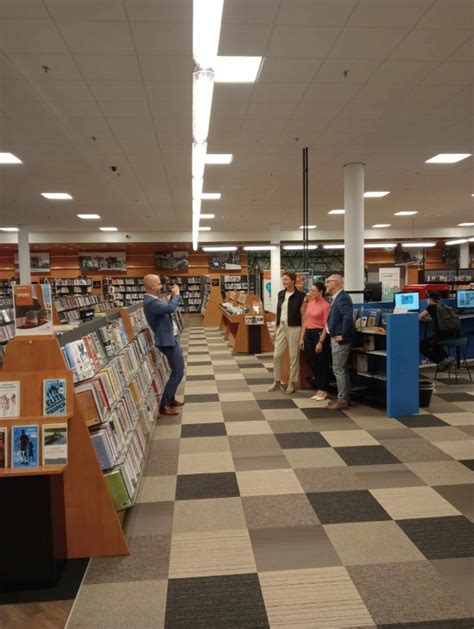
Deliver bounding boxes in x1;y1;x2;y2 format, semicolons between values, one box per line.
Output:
0;303;167;589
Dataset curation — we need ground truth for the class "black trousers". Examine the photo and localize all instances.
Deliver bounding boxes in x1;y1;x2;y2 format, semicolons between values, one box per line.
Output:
420;333;455;364
304;328;330;391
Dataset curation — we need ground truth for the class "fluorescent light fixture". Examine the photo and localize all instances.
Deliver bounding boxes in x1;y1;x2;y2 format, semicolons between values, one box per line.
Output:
192;142;207;179
199;226;211;231
283;244;318;250
401;242;435;248
0;152;22;164
372;223;391;228
193;0;223;70
201;193;221;200
299;225;317;229
202;246;237;252
205;154;233;164
214;56;263;83
394;211;418;216
99;227;118;232
200;213;215;219
445;239;468;246
364;191;390;198
426;153;471;164
323;244;344;249
0;227;19;232
192;177;204;201
41;192;73;200
469;237;474;242
458;222;474;226
244;245;276;251
364;243;396;249
192;69;214;144
77;214;100;219
328;209;345;215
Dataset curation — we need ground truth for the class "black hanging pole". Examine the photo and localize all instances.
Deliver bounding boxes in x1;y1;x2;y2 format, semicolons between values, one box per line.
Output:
302;147;309;269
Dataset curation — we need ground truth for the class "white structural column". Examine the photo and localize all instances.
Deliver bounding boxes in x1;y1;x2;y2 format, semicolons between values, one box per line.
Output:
18;229;31;284
459;241;470;269
344;162;365;301
270;224;281;314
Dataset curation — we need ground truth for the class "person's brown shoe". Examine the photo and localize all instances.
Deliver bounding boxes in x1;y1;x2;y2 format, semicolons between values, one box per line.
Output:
326;400;349;410
170;399;185;407
160;404;179;416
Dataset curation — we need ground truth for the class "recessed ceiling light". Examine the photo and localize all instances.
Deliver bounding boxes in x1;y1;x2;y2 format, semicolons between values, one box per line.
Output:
401;242;436;248
201;193;221;200
426;153;471;164
445;239;468;245
200;213;215;219
77;214;101;219
283;244;318;250
205;154;233;164
99;227;118;231
394;211;418;216
458;222;474;226
323;244;344;249
364;243;396;249
364;191;390;198
328;209;345;215
214;56;263;83
199;226;211;231
0;152;22;164
0;227;19;232
372;223;391;228
299;225;317;229
41;192;73;200
202;246;237;252
244;245;276;251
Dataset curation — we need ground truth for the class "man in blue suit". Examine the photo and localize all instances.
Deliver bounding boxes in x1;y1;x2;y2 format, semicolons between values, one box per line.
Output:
319;274;354;410
143;274;184;416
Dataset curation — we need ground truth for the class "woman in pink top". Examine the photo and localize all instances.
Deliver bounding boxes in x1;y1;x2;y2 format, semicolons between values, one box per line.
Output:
299;281;331;400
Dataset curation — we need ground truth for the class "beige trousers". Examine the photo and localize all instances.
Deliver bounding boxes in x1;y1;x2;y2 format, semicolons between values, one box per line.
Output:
273;323;302;384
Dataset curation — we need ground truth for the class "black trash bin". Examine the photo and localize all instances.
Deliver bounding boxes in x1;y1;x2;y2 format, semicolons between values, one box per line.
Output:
419;382;435;408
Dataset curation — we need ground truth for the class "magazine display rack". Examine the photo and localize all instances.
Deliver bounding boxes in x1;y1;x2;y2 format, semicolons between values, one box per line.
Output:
218;294;273;354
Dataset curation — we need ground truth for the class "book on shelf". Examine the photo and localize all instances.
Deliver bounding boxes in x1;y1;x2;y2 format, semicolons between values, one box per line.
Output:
0;427;7;468
104;468;132;510
11;425;39;468
13;284;53;336
43;378;67;416
42;423;68;465
362;335;376;351
0;381;20;418
366;309;381;328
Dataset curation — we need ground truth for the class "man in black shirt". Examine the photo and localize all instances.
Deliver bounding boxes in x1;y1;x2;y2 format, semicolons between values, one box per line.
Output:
419;291;457;370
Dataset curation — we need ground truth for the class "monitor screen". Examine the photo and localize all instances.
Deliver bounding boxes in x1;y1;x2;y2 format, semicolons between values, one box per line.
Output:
456;290;474;309
394;291;420;311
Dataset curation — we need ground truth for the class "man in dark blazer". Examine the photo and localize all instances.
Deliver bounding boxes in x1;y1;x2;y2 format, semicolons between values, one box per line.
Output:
320;274;354;410
143;274;184;416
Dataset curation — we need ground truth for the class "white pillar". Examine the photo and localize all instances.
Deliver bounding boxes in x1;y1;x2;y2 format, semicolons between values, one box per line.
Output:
344;162;365;302
18;229;31;284
459;241;470;269
270;224;281;314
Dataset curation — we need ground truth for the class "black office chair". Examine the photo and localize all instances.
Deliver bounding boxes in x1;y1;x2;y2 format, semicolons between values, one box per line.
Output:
434;336;472;384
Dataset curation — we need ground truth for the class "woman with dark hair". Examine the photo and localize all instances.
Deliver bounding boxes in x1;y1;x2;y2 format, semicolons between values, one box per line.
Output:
299;281;331;401
268;271;306;394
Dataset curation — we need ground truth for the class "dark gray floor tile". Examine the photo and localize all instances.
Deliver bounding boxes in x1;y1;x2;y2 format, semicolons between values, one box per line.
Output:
460;459;474;470
437;393;474;402
131;501;174;537
175;472;240;500
275;432;330;449
302;407;349;419
398;516;474;559
245;377;274;384
434;485;474;520
181;423;227;438
335;445;401;466
186;374;215;381
307;489;391;524
184;394;220;403
396;414;449;428
257;399;298;410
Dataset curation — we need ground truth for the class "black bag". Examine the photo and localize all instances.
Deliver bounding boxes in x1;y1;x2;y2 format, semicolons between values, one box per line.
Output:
436;304;460;333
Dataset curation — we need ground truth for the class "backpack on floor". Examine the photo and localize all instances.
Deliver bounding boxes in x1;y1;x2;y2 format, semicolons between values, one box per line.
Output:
436;304;460;333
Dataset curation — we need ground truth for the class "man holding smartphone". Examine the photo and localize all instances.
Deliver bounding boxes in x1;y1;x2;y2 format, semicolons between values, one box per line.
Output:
143;274;184;416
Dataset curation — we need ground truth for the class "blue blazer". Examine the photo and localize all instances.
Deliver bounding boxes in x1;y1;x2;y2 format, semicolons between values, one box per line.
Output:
143;293;181;347
327;290;354;344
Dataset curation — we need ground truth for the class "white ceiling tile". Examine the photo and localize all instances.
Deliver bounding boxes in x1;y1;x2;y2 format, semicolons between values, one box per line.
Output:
329;27;409;59
223;0;280;24
277;0;357;26
56;21;134;55
145;81;190;103
0;1;49;18
212;99;248;119
313;58;381;83
267;26;341;57
347;0;432;28
218;22;272;56
0;19;68;53
46;99;103;117
31;80;94;101
98;100;151;118
213;84;255;103
45;0;126;21
252;82;308;103
369;59;439;84
125;0;191;23
352;82;407;105
246;102;296;119
88;80;147;101
74;55;141;81
0;99;51;117
303;82;362;103
417;0;474;29
0;78;41;100
150;99;190;119
259;57;322;83
107;116;154;134
9;52;82;81
0;52;20;78
449;36;474;61
292;101;344;121
390;28;470;60
139;55;191;81
422;61;473;85
209;118;244;134
130;21;191;55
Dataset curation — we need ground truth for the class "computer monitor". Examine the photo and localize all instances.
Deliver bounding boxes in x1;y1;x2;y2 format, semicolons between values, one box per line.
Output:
394;291;420;311
456;289;474;310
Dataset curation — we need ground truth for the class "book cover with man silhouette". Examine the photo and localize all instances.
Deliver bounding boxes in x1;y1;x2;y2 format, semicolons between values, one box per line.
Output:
12;425;39;468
